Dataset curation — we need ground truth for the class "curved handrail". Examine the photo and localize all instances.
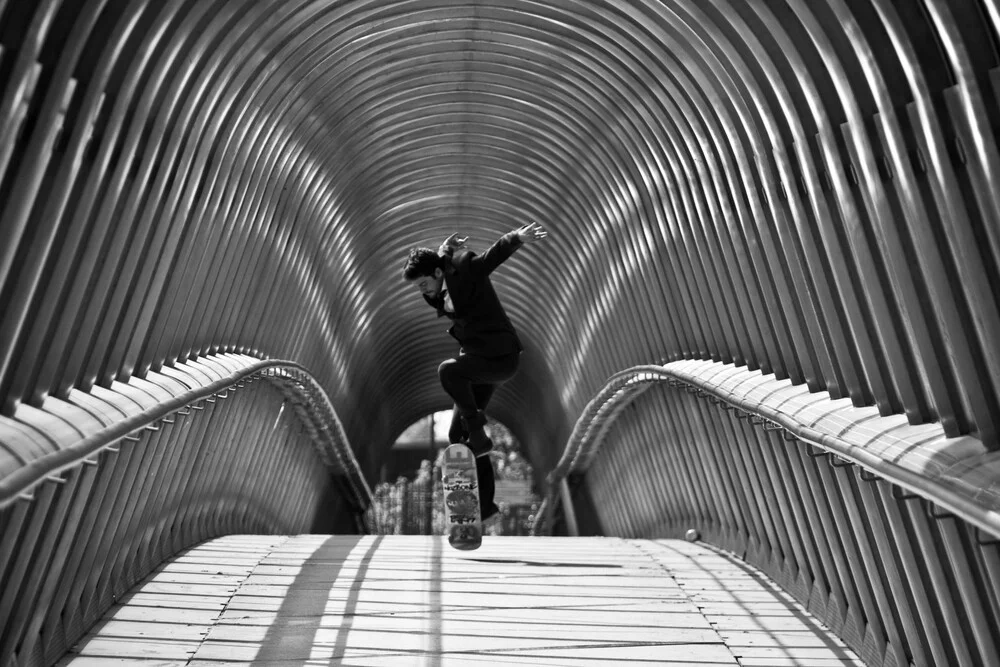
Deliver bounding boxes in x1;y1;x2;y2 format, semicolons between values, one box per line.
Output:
536;361;1000;539
0;356;372;513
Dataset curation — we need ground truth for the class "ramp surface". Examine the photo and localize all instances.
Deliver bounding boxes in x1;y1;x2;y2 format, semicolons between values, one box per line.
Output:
59;535;862;666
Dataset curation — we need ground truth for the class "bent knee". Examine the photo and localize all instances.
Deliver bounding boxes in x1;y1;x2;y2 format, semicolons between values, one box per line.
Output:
438;359;458;381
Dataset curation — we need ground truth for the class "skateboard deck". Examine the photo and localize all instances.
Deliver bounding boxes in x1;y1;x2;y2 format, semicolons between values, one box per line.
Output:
442;443;482;550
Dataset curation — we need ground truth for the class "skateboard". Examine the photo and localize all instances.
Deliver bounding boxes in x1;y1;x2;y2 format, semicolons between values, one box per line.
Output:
442;443;482;550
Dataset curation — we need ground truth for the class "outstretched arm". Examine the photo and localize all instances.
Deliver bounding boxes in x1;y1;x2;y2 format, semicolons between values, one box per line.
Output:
474;222;548;275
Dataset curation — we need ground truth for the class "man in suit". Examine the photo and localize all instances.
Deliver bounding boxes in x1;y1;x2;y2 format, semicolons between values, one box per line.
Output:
402;222;547;521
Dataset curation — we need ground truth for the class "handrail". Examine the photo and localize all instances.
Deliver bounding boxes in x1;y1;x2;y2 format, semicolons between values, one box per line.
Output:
537;361;1000;539
0;355;372;513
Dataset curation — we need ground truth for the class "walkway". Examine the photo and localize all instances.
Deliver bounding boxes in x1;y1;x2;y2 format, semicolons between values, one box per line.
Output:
58;535;862;666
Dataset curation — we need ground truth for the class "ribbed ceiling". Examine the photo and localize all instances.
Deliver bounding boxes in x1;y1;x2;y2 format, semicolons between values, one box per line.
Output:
2;0;999;479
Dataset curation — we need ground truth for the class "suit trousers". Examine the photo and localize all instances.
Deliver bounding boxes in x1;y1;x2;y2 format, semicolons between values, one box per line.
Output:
438;351;520;519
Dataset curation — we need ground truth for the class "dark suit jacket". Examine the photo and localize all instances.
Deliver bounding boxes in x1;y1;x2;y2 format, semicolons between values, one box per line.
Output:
424;232;524;357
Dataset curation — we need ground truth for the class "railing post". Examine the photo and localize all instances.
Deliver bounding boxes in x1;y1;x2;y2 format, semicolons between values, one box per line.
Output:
559;478;579;537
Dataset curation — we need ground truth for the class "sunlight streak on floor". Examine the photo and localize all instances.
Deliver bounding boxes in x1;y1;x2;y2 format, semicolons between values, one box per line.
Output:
59;535;863;666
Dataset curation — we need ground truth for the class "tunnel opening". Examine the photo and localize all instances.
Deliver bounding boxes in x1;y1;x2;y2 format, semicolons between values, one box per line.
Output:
369;410;542;536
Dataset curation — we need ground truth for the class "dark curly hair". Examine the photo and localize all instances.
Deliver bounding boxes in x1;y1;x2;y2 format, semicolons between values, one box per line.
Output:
401;248;443;280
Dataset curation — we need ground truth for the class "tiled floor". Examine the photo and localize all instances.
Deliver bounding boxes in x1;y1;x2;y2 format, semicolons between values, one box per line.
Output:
59;535;863;666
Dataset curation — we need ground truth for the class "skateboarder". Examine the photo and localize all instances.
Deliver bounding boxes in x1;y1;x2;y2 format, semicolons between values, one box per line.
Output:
402;222;548;521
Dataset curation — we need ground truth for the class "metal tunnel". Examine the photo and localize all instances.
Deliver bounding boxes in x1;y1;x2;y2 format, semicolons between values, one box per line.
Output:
1;1;999;665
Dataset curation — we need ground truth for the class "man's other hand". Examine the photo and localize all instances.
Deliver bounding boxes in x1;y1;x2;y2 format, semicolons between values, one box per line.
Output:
439;233;469;255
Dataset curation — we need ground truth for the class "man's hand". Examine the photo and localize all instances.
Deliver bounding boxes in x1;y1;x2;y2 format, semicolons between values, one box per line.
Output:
438;233;469;256
515;221;548;244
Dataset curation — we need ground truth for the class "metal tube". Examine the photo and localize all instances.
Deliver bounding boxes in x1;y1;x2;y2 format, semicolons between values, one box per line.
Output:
559;478;579;538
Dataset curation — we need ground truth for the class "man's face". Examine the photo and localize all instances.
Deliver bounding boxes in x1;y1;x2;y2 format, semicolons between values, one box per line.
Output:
410;268;444;298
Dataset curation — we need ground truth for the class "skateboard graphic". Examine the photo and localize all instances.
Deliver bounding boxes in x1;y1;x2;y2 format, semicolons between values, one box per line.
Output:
442;443;482;550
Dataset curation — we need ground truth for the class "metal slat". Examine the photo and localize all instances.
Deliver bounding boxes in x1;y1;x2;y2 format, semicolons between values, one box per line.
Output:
782;438;842;629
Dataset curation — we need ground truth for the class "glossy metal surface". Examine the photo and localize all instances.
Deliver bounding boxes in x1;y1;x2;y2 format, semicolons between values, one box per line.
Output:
2;1;1000;665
